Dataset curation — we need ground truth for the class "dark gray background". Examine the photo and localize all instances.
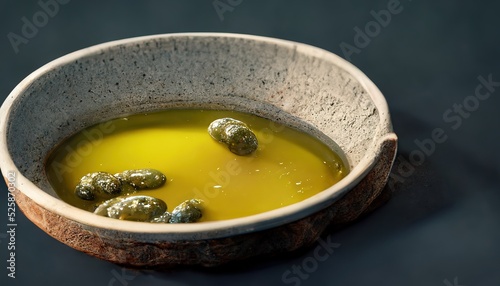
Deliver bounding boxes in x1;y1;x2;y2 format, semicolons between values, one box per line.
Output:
1;1;499;285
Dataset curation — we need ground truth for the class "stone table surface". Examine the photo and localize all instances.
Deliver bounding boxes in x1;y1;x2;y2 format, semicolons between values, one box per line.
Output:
1;1;499;285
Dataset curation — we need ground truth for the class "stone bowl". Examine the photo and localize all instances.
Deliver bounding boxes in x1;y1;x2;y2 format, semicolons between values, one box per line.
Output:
0;33;397;267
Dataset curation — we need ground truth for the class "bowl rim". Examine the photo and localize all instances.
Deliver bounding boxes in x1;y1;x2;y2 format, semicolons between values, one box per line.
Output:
0;32;394;240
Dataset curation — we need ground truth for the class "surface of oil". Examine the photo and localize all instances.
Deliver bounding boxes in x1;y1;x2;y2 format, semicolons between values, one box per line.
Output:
46;109;348;221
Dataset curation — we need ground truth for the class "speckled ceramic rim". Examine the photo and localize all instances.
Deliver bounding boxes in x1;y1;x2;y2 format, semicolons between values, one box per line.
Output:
0;33;394;240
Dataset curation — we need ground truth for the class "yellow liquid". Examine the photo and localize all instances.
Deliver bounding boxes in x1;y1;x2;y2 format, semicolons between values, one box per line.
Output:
46;109;348;221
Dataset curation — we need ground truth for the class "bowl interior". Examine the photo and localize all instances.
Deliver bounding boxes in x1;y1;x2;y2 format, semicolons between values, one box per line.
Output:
1;33;392;237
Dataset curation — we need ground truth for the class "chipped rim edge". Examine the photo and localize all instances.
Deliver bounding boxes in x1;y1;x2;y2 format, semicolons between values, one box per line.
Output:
0;32;395;240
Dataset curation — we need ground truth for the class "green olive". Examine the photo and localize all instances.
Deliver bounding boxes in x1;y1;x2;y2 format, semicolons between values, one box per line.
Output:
94;195;167;222
208;118;258;156
75;172;121;201
93;197;123;216
150;211;172;223
207;117;234;142
169;199;204;223
224;124;259;155
114;169;166;190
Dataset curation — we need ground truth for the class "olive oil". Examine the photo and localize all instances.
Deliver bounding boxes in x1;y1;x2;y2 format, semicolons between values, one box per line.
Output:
46;109;348;222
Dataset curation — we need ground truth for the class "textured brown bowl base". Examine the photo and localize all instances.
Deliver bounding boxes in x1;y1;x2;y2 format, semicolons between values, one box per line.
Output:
9;137;396;267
